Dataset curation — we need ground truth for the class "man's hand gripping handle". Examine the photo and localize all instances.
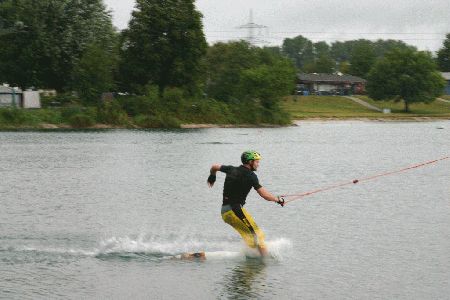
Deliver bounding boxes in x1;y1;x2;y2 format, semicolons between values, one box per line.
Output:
277;196;285;207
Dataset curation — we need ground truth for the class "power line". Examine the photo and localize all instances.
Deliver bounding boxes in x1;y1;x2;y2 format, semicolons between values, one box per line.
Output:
270;31;448;35
206;35;446;41
206;30;448;36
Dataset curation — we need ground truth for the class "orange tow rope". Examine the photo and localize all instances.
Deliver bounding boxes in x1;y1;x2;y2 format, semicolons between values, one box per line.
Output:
283;156;449;205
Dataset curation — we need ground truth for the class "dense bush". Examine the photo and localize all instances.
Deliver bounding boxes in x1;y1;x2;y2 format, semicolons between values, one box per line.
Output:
28;109;62;124
162;87;185;113
117;93;291;126
68;113;96;128
0;108;62;127
61;105;84;120
62;105;97;127
119;95;155;116
41;93;80;108
0;108;28;125
134;114;180;128
227;101;290;125
96;100;129;125
178;98;235;124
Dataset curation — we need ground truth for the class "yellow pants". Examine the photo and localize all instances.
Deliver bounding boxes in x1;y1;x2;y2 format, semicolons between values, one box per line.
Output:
221;205;266;249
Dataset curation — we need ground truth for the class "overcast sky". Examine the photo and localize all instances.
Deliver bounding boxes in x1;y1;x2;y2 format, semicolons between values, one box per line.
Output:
103;0;450;52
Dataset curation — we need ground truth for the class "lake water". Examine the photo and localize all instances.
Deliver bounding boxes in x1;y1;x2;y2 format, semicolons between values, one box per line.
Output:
1;121;449;299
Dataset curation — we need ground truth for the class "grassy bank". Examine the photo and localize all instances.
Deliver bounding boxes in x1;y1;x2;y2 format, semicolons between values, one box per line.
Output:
356;96;450;117
282;95;450;120
282;96;377;119
2;94;449;130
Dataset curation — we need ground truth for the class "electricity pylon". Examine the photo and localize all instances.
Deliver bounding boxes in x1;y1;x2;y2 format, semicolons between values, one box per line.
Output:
237;10;268;46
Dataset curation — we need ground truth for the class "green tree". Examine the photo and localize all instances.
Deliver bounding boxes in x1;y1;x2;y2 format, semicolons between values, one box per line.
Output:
263;46;282;56
300;41;335;73
0;0;116;91
367;48;445;112
314;41;330;57
303;55;335;73
118;0;207;94
205;41;296;107
238;59;296;109
331;39;413;70
331;41;355;62
72;43;118;104
338;61;351;73
437;33;450;72
373;39;415;58
282;35;314;70
349;40;376;78
205;41;260;102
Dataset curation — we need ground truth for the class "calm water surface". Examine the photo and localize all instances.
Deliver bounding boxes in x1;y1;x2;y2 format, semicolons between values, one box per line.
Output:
1;121;449;299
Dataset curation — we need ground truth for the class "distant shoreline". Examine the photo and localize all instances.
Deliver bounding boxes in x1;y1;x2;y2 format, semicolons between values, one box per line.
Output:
1;116;449;131
181;117;450;128
293;117;450;123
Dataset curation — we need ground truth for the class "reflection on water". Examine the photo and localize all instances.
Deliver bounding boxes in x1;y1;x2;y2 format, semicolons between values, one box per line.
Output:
220;259;267;299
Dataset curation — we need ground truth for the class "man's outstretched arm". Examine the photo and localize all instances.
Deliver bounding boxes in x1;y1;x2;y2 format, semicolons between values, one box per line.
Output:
256;187;285;206
207;164;221;187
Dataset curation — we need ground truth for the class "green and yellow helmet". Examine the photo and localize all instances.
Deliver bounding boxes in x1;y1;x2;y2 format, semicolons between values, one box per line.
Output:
241;150;262;164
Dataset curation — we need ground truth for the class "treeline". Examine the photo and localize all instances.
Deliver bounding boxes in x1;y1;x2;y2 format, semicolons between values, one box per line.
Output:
0;0;449;126
272;34;450;77
277;38;415;78
0;0;295;126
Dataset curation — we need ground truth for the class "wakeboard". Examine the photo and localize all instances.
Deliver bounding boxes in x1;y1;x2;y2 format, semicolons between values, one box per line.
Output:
173;252;206;260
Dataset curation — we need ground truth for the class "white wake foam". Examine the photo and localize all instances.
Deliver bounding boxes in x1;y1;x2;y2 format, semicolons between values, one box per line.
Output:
96;234;233;256
7;235;293;261
14;246;97;256
265;238;293;260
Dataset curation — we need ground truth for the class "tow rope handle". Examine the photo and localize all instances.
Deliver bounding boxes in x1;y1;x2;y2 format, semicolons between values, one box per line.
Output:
276;196;285;207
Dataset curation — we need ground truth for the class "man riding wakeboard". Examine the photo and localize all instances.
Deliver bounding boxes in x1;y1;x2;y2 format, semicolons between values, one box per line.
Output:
207;150;284;257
